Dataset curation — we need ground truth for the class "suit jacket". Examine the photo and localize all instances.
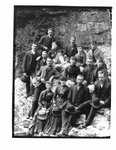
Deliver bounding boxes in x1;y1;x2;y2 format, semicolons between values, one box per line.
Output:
86;48;103;62
38;35;55;51
37;65;60;82
92;80;111;107
62;65;80;82
23;51;39;73
67;84;90;107
83;65;95;85
64;44;78;58
75;51;86;66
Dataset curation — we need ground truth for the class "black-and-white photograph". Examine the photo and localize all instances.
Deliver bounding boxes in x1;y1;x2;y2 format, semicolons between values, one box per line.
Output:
13;6;111;138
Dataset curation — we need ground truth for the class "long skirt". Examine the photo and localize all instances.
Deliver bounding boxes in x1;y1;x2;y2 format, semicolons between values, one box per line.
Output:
44;115;62;135
29;118;48;135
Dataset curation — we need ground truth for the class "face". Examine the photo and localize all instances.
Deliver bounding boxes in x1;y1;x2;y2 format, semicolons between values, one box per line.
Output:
47;58;53;67
78;47;82;53
46;84;52;91
42;51;47;59
96;60;103;68
60;80;66;86
32;43;37;51
91;43;97;50
48;29;53;37
98;73;105;83
70;38;75;45
70;59;76;66
87;59;93;67
76;76;84;85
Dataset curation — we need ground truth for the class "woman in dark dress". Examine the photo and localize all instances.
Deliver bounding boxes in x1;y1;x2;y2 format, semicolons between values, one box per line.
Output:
28;81;53;136
44;76;70;136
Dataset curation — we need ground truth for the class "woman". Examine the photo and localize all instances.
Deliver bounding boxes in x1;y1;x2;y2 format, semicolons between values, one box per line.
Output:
44;76;70;136
28;81;53;136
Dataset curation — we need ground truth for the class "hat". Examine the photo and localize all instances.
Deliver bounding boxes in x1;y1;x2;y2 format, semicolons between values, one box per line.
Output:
90;98;101;109
37;108;48;120
21;75;30;83
51;106;61;116
65;103;76;114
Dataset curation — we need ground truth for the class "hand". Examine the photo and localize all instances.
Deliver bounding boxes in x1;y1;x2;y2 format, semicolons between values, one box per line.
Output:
75;107;80;110
83;80;87;85
100;100;105;105
36;56;41;61
44;46;48;50
88;84;95;93
49;76;54;82
23;73;28;77
80;66;84;72
40;78;45;83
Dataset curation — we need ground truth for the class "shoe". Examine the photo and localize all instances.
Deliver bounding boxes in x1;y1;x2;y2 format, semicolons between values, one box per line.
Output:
57;130;64;136
78;123;87;129
38;132;44;136
25;132;33;137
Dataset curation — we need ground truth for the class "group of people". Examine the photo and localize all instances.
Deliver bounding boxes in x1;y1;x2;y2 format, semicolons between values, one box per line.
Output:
21;28;111;137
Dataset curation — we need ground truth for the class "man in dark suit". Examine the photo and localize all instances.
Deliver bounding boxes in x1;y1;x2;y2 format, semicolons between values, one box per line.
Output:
28;57;60;119
82;58;95;85
63;37;78;59
80;70;111;128
22;42;40;97
92;57;108;82
62;56;80;84
38;28;57;52
57;74;91;136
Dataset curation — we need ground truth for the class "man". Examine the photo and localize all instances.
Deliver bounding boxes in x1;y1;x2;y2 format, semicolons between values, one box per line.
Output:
28;57;60;119
22;42;40;97
80;71;111;128
82;58;95;85
57;75;90;136
38;28;57;52
75;47;86;67
86;41;103;63
92;57;108;83
36;51;48;72
62;56;80;86
63;37;78;59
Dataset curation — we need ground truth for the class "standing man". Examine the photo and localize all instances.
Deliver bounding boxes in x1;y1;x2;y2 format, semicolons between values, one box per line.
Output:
38;28;57;53
86;41;103;63
28;57;60;119
80;71;111;128
22;42;40;98
63;37;78;60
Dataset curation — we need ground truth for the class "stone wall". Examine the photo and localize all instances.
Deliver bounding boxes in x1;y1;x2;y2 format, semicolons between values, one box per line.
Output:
52;9;111;49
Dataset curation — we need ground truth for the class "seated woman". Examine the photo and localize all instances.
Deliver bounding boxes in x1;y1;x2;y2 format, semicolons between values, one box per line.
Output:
27;81;53;136
44;76;70;136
